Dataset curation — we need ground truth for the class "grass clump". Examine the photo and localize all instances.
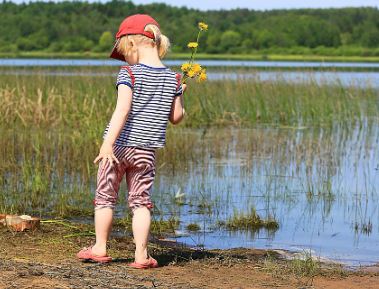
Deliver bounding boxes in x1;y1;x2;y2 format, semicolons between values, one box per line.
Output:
289;252;321;280
262;251;321;287
223;208;279;231
186;223;201;232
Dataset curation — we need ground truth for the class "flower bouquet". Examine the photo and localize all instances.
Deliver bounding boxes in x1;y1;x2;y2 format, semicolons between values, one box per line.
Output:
181;22;208;83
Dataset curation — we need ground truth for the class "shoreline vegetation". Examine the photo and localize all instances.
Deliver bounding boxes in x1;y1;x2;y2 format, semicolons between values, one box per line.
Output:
1;52;379;63
1;72;377;131
1;2;379;63
1;72;378;218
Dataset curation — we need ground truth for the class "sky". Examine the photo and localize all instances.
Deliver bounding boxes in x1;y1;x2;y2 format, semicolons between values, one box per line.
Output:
8;0;379;10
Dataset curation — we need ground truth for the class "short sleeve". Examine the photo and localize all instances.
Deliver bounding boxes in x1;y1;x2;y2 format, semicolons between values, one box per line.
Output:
175;83;183;96
116;67;134;90
174;73;183;96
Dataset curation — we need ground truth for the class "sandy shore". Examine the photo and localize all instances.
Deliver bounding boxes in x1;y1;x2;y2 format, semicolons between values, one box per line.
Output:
0;222;378;289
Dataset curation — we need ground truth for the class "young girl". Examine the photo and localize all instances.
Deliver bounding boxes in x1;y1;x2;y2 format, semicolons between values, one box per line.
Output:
77;14;186;268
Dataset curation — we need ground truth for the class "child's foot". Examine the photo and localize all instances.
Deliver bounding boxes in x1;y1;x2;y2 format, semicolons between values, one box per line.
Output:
77;246;112;263
134;250;148;264
91;244;107;257
128;256;158;269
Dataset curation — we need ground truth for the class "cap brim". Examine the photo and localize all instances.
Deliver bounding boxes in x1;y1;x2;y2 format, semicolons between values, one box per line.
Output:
109;40;126;62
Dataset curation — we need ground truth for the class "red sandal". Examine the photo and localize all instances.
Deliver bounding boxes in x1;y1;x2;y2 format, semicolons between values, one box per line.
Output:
128;256;158;269
77;247;112;263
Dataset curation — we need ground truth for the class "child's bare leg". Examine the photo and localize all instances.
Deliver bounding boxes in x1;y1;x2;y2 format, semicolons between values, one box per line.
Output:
132;207;151;263
92;207;113;256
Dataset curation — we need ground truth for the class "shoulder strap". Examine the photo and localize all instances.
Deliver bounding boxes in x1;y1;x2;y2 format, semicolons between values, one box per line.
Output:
121;66;135;87
175;73;182;90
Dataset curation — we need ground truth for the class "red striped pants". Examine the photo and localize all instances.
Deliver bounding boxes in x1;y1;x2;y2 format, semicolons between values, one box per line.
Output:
93;145;156;212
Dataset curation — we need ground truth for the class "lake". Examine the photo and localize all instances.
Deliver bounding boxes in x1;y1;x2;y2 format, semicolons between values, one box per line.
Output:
1;58;378;267
152;125;379;266
1;58;379;88
1;58;379;68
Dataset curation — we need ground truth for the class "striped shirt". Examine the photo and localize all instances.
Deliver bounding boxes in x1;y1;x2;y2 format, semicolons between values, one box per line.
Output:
104;63;183;148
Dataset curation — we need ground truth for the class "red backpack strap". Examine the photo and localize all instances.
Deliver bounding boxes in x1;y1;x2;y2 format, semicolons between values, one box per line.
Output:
121;65;135;87
175;73;182;90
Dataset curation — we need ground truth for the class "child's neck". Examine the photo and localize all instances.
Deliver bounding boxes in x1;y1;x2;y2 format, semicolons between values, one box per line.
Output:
137;46;165;68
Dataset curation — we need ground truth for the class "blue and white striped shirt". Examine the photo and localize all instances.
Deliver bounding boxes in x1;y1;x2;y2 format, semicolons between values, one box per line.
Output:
104;63;183;148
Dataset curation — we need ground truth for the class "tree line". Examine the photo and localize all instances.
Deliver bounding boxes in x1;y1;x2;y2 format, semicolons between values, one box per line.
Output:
0;0;378;56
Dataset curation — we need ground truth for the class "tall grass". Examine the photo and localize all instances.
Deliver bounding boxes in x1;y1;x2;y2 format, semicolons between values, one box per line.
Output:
0;69;378;130
0;69;378;217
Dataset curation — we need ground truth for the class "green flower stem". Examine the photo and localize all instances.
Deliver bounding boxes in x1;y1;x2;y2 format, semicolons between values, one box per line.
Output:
181;28;205;84
190;30;202;65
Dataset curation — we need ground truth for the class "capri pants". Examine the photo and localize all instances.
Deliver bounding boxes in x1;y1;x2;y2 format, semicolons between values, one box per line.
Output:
93;145;156;213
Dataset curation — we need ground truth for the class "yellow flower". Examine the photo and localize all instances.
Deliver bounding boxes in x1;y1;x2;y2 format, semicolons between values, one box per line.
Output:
187;69;196;78
192;63;202;74
187;42;199;49
181;63;191;72
198;70;207;82
198;22;208;31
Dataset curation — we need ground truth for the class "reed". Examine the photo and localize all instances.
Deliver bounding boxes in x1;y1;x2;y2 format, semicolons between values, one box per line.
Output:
0;120;376;218
1;69;378;130
0;69;378;223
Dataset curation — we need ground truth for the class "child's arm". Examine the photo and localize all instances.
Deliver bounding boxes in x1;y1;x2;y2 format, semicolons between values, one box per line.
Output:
94;85;132;164
169;84;187;125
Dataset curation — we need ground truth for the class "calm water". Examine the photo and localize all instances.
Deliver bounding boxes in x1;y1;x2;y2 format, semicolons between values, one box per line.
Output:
155;123;379;265
1;58;379;68
1;58;379;88
148;124;379;266
4;125;378;266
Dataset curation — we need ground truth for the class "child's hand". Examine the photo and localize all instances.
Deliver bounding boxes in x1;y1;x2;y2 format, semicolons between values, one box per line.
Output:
94;141;119;166
182;84;187;94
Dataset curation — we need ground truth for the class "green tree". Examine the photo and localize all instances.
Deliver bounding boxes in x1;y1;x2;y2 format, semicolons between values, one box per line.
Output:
220;30;241;52
253;30;275;49
0;2;378;55
62;37;94;52
206;34;222;53
361;29;379;47
98;31;114;51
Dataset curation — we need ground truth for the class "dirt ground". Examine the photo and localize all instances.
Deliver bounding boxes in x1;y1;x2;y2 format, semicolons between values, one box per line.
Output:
0;223;378;289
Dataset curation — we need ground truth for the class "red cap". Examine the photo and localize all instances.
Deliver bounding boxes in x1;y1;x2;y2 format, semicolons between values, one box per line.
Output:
110;14;160;62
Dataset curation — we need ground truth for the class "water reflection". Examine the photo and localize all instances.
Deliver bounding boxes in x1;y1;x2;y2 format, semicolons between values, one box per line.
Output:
151;123;379;265
1;119;379;265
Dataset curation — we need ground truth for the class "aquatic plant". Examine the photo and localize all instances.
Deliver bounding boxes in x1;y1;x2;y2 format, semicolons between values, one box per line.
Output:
186;223;201;232
221;208;279;231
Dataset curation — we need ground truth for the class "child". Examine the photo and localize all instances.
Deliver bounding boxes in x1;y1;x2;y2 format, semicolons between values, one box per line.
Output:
77;14;186;268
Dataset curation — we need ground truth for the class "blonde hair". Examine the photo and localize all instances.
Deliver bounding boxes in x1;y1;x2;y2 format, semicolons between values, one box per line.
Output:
116;24;170;59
